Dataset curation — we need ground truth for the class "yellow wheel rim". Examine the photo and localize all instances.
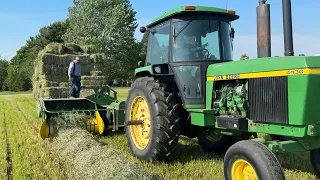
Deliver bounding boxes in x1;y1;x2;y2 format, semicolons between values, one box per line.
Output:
129;96;151;150
39;119;55;140
86;111;105;135
231;159;258;180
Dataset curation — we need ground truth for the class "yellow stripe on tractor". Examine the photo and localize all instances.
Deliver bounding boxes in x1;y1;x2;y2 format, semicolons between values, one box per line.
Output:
207;68;320;81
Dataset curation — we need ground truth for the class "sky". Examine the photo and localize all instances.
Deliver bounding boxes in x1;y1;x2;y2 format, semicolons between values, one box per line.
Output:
0;0;319;60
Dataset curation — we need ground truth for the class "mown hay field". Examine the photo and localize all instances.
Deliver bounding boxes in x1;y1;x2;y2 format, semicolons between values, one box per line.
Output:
0;88;318;180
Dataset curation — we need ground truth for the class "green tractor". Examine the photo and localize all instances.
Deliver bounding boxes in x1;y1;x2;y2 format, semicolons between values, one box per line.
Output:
124;4;320;180
37;3;320;180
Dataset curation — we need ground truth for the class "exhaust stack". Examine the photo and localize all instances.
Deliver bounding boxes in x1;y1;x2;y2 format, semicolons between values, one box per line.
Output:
257;0;271;58
282;0;294;56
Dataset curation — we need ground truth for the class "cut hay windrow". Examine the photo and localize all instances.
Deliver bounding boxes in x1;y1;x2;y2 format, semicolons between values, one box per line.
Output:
49;113;155;180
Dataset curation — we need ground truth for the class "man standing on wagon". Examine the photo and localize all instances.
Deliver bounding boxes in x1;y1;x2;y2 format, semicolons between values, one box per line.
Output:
68;56;81;98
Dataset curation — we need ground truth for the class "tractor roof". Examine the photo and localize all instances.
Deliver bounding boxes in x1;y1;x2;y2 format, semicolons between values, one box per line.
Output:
147;5;239;28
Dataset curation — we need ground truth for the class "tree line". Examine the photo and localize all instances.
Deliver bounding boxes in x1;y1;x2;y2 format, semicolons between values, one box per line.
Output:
0;0;148;92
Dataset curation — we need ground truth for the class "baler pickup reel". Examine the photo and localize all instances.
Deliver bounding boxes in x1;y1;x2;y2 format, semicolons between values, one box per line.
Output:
37;87;126;140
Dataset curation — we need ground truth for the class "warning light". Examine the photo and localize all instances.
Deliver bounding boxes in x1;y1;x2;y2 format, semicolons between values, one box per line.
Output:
227;10;236;15
185;6;196;10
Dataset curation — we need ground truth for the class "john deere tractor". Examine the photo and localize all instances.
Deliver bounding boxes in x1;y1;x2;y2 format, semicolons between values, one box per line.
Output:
124;4;320;180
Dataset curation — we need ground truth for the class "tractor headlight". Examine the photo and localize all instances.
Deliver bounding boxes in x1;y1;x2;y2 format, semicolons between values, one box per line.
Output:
154;66;161;73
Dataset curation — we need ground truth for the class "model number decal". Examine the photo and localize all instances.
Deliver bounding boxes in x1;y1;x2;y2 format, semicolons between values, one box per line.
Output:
214;75;224;80
286;69;304;75
226;74;240;79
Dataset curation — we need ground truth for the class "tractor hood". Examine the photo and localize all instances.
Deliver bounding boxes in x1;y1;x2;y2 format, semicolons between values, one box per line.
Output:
206;56;320;79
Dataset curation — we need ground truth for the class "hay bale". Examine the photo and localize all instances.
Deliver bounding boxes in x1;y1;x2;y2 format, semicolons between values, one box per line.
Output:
50;113;156;180
32;44;109;101
59;82;70;88
90;71;103;76
81;76;105;81
43;43;66;55
65;43;84;54
37;54;94;80
81;45;97;54
81;80;102;87
80;89;96;98
40;87;69;99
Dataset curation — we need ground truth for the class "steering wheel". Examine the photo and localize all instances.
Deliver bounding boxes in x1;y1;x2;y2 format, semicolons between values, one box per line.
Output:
191;47;211;59
201;48;210;59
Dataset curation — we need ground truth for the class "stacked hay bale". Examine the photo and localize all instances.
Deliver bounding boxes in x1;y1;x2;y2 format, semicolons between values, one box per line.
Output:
32;43;108;100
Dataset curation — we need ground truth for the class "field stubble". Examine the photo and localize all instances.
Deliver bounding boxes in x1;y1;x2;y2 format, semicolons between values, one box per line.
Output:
0;89;318;180
0;95;70;179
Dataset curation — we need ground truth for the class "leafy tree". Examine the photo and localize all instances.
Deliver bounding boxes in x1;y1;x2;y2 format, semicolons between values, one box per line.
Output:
240;54;249;60
27;20;69;50
0;57;9;91
63;0;138;79
4;63;31;91
5;20;69;91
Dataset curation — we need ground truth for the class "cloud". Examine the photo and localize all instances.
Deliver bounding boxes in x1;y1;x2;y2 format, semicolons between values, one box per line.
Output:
233;33;320;60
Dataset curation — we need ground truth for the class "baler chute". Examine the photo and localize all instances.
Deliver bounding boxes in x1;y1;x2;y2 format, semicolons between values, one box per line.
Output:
38;87;126;139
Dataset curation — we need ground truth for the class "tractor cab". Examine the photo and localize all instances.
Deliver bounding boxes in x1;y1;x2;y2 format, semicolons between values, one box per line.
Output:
137;6;238;108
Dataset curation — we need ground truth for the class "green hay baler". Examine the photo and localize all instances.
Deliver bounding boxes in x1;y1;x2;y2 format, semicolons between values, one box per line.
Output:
38;2;320;180
38;87;125;139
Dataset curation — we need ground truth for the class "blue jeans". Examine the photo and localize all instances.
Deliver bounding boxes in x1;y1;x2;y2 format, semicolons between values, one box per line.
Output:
70;76;81;98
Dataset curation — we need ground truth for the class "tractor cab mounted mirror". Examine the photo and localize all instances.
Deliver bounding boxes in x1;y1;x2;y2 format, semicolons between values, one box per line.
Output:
140;26;147;33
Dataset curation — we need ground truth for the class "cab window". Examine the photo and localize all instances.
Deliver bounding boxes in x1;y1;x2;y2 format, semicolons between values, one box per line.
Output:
146;22;170;65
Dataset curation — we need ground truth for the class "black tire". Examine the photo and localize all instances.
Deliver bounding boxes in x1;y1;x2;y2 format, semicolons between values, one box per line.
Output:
125;77;181;162
197;128;237;153
224;140;285;180
310;148;320;178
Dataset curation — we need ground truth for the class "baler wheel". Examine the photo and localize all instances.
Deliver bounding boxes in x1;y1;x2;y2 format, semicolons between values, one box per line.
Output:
39;111;105;140
125;77;181;162
224;140;285;180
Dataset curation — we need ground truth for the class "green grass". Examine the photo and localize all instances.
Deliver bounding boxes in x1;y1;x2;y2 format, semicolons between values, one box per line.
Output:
0;90;32;95
111;87;130;100
0;95;70;179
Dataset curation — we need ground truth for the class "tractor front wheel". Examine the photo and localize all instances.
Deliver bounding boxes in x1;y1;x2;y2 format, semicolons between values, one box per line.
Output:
125;77;181;162
224;140;285;180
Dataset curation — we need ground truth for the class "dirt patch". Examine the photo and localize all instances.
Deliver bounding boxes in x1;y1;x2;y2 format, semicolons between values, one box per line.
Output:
3;112;12;180
48;113;156;180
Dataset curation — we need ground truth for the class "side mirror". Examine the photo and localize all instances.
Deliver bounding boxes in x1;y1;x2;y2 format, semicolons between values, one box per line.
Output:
138;61;144;67
231;27;235;39
140;26;146;33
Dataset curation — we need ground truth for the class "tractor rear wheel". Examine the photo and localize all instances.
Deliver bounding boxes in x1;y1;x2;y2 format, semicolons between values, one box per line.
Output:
224;140;285;180
125;77;181;162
